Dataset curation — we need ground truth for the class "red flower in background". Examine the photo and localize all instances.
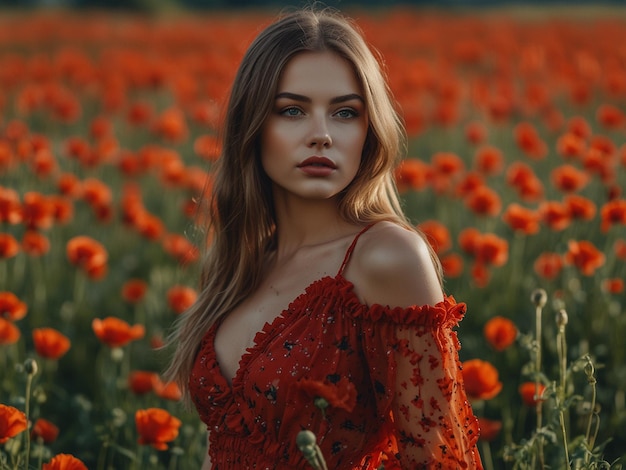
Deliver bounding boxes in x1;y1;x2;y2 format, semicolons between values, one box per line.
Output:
43;454;87;470
128;370;159;395
92;317;145;348
0;318;20;345
0;186;22;224
440;253;464;278
66;235;108;280
564;194;596;221
556;132;586;159
596;104;625;130
534;252;564;280
550;164;589;193
21;230;50;257
464;185;502;217
0;404;27;444
31;418;60;443
474;233;509;267
162;233;199;265
121;279;149;303
483;316;517;351
167;285;198;314
600;199;626;232
0;292;28;321
417;220;451;254
135;408;182;450
514;122;547;159
565;240;605;276
464;121;487;145
474;146;504;176
615;239;626;260
152;107;188;142
602;278;624;294
478;417;502;442
519;382;546;406
153;378;182;401
567;116;592;140
502;203;540;235
539;201;571;231
394;158;430;193
32;328;71;359
461;359;503;401
21;191;54;230
194;134;222;162
0;233;20;259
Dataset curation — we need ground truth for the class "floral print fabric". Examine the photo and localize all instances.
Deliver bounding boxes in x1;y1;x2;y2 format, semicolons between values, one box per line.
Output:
189;229;483;469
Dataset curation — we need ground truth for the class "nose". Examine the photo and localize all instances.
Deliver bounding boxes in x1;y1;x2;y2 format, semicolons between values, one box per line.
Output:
307;116;332;148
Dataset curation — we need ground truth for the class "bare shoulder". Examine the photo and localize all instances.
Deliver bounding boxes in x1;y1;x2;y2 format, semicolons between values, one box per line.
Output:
346;221;444;308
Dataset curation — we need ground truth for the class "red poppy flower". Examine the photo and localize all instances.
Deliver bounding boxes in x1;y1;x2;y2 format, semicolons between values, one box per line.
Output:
550;164;589;193
464;185;502;217
615;239;626;260
602;278;624;294
135;408;182;450
159;152;187;188
81;177;112;209
464;121;487;145
470;261;491;288
556;132;586;159
128;370;159;395
136;213;165;241
474;146;504;176
31;418;59;443
48;196;74;225
502;203;540;235
519;382;546;406
92;317;145;348
162;233;199;265
152;107;188;142
506;162;544;202
56;173;83;199
564;195;596;221
194;134;222;162
0;233;20;259
483;316;517;352
21;191;54;230
126;101;154;126
0;186;22;224
431;151;465;177
0;404;27;444
32;328;71;360
478;418;502;442
0;292;27;321
21;230;50;257
539;201;571;232
66;235;108;280
440;253;463;278
295;377;357;412
153;378;183;401
596;104;625;129
454;171;485;199
475;233;508;267
461;359;503;401
0;318;20;345
600;199;626;232
30;148;57;178
394;158;431;193
417;220;451;254
567;116;591;140
43;454;87;470
121;279;149;303
565;240;605;276
89;115;113;140
583;147;614;183
514;122;547;159
534;252;564;281
167;285;198;314
458;227;482;255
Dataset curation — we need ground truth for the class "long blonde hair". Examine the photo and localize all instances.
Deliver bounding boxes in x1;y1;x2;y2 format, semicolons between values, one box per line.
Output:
164;8;441;398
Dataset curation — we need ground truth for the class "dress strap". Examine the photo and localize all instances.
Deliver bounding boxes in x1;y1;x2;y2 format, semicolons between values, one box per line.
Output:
337;223;377;276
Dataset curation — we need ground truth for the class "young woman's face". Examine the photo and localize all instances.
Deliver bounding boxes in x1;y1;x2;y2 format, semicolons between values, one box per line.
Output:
261;51;368;203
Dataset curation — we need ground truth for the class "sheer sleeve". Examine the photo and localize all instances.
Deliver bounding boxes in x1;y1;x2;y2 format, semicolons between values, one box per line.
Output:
360;296;483;469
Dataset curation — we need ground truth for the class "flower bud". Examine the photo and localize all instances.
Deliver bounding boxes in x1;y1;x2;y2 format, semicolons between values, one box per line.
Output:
555;309;568;329
24;358;38;376
531;289;547;308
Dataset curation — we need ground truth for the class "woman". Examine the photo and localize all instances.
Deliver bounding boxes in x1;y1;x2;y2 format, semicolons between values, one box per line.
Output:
165;8;483;469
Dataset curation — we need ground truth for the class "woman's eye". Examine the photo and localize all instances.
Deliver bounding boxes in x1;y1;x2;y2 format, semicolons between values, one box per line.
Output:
280;107;303;117
336;108;358;119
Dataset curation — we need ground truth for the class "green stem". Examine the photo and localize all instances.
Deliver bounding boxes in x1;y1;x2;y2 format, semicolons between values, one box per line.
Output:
556;325;570;469
535;304;544;469
23;374;34;470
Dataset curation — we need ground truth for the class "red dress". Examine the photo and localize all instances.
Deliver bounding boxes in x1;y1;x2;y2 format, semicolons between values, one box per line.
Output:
189;225;483;469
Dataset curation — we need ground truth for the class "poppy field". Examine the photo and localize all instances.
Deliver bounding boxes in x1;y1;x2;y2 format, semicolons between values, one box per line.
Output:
1;6;626;469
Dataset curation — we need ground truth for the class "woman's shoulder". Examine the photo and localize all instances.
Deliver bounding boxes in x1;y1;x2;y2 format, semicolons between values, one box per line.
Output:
346;221;444;308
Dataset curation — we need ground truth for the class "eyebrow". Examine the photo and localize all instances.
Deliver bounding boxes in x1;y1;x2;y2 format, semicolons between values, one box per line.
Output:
275;92;365;105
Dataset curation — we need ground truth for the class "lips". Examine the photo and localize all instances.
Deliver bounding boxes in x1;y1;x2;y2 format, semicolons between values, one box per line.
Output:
297;156;337;169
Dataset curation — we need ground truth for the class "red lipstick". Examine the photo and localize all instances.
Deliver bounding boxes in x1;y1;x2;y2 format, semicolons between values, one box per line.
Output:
297;156;337;176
